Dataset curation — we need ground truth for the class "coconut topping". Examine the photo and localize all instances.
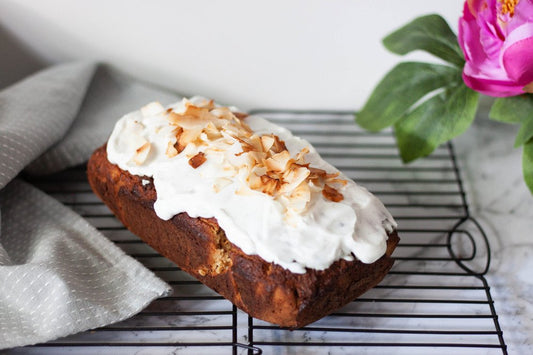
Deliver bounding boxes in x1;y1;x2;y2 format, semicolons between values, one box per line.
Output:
156;98;347;215
106;97;397;273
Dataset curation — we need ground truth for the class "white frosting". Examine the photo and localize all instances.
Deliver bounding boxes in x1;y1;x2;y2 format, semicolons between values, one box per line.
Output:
107;97;397;273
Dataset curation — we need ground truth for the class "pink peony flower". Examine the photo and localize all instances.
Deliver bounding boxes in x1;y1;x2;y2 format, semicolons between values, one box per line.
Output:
458;0;533;97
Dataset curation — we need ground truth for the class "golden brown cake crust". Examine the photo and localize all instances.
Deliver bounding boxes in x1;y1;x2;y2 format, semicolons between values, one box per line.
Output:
87;144;399;328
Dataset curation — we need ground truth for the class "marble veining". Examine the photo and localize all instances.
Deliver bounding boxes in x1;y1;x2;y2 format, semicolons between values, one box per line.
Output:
455;114;533;355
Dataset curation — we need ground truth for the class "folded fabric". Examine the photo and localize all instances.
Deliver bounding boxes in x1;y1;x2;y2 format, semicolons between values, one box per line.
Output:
0;62;180;349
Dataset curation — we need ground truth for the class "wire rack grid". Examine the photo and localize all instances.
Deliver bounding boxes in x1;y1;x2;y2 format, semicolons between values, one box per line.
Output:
15;110;507;354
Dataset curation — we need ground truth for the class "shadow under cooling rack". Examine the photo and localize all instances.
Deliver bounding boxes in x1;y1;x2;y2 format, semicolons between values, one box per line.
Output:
17;110;507;355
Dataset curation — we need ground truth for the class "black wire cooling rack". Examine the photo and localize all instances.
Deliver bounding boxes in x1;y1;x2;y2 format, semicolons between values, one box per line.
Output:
16;110;507;354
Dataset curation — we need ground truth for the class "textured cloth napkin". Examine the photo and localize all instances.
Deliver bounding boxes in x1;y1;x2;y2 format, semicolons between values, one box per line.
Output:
0;62;180;349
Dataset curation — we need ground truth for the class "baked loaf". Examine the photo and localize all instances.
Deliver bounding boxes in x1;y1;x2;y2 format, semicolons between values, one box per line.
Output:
87;99;399;328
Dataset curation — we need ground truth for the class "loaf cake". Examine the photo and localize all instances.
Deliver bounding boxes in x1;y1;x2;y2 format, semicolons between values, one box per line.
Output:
87;97;399;328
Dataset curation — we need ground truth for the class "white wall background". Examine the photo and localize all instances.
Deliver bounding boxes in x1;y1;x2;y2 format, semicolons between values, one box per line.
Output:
0;0;463;110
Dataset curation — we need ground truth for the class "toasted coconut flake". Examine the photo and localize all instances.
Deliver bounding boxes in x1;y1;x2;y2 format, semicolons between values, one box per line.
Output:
328;178;348;186
174;140;187;154
204;121;223;140
251;165;267;177
183;98;214;110
166;141;178;158
270;135;287;153
308;166;327;177
167;111;182;125
260;175;281;195
247;151;267;165
184;101;211;115
280;166;310;193
249;135;263;152
325;171;341;180
233;136;255;153
199;98;215;110
189;152;207;169
265;151;292;172
322;184;344;202
295;147;310;163
260;135;275;152
247;172;263;190
233;112;249;120
179;126;203;148
172;126;183;136
168;112;209;130
265;169;281;180
167;102;216;129
210;107;234;121
172;127;187;153
223;119;253;138
288;183;311;212
239;120;254;134
134;142;151;165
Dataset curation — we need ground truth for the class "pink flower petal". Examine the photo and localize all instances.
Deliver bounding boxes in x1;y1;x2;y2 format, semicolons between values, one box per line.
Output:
458;1;499;69
464;0;477;20
459;17;487;65
463;56;511;81
462;72;525;97
502;23;533;85
458;2;473;60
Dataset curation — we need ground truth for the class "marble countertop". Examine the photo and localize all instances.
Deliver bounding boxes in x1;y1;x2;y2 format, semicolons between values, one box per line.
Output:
454;113;533;354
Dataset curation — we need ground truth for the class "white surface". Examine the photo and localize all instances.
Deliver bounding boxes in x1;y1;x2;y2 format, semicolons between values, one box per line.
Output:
0;0;462;110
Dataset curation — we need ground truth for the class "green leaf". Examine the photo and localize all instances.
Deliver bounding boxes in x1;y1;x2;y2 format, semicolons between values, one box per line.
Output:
356;62;461;131
515;116;533;147
394;84;479;162
383;14;464;67
523;139;533;194
489;95;533;123
489;95;533;147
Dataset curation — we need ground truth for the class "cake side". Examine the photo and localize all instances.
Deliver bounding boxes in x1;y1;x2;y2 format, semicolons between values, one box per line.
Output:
88;144;399;328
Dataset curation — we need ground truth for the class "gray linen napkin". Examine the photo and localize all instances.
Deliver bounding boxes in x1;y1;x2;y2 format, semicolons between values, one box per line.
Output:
0;62;180;349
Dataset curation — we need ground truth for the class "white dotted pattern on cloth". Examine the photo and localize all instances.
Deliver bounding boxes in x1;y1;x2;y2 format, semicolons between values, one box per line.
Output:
0;180;171;349
0;62;176;349
0;62;94;189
